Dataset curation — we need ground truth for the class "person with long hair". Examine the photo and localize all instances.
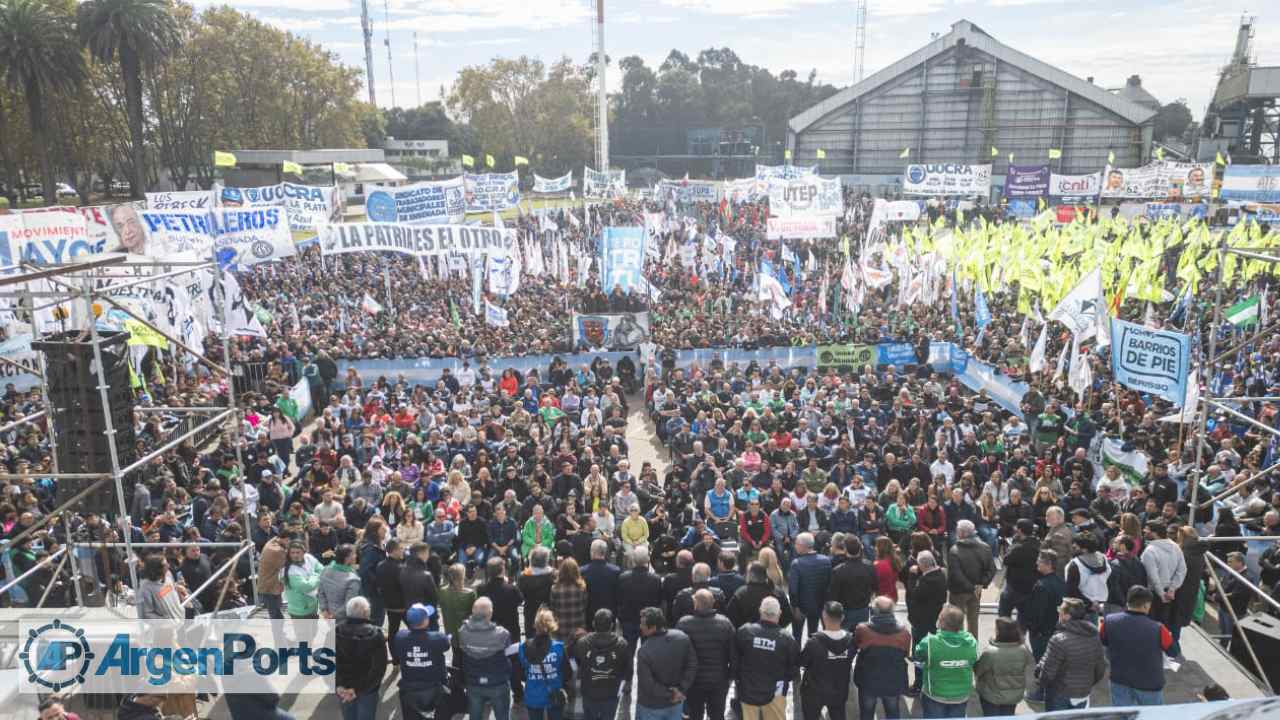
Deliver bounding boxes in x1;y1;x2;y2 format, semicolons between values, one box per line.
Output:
974;617;1033;716
518;608;571;720
874;536;903;602
549;557;588;643
1109;513;1143;559
282;541;323;620
756;546;787;594
397;505;425;545
381;491;408;529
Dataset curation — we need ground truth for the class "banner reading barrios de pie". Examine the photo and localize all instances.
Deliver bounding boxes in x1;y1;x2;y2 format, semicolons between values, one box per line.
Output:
902;164;992;196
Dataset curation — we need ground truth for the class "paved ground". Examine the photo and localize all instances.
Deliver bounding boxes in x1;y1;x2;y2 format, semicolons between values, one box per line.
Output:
137;399;1268;718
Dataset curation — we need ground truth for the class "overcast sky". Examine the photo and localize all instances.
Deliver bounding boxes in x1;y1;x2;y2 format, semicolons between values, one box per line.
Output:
208;0;1272;120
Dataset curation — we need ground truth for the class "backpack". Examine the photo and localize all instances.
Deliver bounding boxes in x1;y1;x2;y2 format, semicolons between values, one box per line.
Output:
579;636;625;696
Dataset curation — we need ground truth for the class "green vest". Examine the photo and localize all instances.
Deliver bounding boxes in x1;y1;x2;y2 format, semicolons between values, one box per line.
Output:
917;630;978;702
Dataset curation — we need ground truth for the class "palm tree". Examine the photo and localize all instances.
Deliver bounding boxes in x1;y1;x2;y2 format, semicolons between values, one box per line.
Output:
78;0;178;200
0;0;86;206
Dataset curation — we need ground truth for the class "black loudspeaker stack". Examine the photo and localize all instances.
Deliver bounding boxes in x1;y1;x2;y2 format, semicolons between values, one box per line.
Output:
31;330;137;515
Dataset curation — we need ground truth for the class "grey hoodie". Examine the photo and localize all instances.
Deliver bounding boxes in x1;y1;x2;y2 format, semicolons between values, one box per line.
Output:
317;564;361;621
1140;538;1187;597
458;616;513;687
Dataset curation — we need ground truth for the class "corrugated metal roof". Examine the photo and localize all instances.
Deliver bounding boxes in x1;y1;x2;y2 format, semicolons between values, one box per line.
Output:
789;19;1157;136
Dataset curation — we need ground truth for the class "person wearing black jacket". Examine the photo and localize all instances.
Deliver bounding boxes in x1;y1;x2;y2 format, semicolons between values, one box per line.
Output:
799;601;855;720
947;520;996;636
734;596;800;720
336;596;389;720
177;546;214;613
676;589;737;720
1106;535;1148;614
399;543;439;630
582;539;622;622
479;557;524;642
516;545;556;642
662;550;694;619
671;563;727;622
574;609;633;720
729;562;793;629
636;607;698;718
376;540;406;656
827;536;877;629
457;505;491;577
619;547;665;657
999;518;1040;620
905;550;947;694
357;519;389;626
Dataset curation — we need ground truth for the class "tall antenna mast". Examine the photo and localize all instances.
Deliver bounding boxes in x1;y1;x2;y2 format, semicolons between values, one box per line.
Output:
414;31;422;107
383;0;396;108
853;0;867;83
595;0;609;170
360;0;376;105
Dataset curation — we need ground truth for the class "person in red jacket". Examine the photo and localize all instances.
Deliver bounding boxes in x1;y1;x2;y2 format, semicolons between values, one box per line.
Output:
916;494;948;557
739;499;772;572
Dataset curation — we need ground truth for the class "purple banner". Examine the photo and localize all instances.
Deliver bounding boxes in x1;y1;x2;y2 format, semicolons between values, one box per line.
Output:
1006;164;1050;198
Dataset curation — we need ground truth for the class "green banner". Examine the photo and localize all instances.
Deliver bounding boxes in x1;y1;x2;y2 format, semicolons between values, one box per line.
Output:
816;343;876;368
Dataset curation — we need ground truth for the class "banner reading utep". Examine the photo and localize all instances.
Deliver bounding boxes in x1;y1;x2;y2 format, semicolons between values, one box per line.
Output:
365;178;465;225
533;172;573;193
600;226;645;294
318;222;513;259
902;164;992;196
572;311;650;350
767;177;844;218
464;171;520;212
816;343;876;368
1110;318;1190;405
1005;165;1049;198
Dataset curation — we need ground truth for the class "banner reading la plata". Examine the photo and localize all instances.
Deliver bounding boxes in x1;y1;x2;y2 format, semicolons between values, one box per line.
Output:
1110;318;1190;405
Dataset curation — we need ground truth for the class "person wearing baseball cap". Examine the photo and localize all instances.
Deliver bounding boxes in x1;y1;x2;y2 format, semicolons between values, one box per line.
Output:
391;602;449;720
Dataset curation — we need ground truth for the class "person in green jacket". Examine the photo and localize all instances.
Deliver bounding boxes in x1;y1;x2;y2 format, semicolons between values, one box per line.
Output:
437;563;477;635
974;617;1034;716
915;605;979;718
281;541;324;619
886;494;917;546
521;504;556;559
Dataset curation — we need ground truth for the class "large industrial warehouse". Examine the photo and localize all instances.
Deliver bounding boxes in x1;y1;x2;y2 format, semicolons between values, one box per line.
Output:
787;20;1159;196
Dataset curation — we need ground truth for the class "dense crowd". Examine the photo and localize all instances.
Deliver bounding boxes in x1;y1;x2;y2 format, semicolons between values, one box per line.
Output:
3;190;1279;720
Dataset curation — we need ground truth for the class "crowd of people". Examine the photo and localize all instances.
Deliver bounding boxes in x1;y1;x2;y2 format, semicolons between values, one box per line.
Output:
2;187;1278;720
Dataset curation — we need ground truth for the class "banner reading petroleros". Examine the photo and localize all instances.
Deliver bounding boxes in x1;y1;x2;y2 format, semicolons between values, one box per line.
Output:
902;164;992;196
1110;318;1190;406
601;227;645;294
318;222;514;259
533;172;573;193
366;178;465;225
137;209;218;257
1005;165;1049;198
767;177;844;218
816;343;876;368
1221;165;1280;203
465;171;520;212
766;216;836;239
215;207;295;265
572;311;650;350
18;618;335;695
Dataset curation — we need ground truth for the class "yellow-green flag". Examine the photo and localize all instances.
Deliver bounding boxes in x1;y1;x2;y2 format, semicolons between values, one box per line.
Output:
1107;150;1115;165
1154;147;1164;161
1008;152;1015;164
784;149;792;160
514;155;529;166
1048;148;1062;160
990;146;999;157
334;162;352;174
461;154;475;168
899;147;910;159
214;151;237;168
1038;197;1047;211
485;154;495;168
282;160;302;175
1216;151;1227;166
816;148;826;159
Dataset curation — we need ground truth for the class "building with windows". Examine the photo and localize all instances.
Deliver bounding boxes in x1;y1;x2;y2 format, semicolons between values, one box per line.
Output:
787;20;1157;197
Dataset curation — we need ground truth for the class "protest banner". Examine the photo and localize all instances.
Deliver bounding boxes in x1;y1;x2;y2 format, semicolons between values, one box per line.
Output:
318;222;514;259
0;333;40;390
214;207;296;265
1100;162;1212;200
532;172;573;193
1221;165;1280;203
583;167;625;198
486;254;520;296
138;209;218;257
217;182;341;231
484;301;509;327
1165;162;1213;199
766;216;836;240
571;311;650;350
1110;318;1190;405
5;210;100;265
754;164;816;181
464;171;520;212
366;178;465;225
902;164;992;196
816;343;876;368
16;204;142;261
724;177;768;203
766;177;843;218
657;180;718;203
1144;203;1208;220
600;226;645;294
1005;165;1050;198
1048;172;1101;202
147;190;215;211
877;342;917;366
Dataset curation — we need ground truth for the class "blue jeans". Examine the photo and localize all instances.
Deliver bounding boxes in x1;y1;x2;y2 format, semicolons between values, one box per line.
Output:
1044;690;1085;712
583;697;620;720
857;693;901;720
976;526;998;557
842;606;870;631
920;696;967;718
462;546;488;571
528;706;564;720
400;685;441;720
636;703;684;720
468;683;511;720
1109;683;1163;706
341;687;380;720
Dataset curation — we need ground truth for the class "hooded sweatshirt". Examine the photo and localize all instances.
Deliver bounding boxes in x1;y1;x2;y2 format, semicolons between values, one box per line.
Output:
800;628;855;702
914;629;979;703
1066;552;1112;607
458;615;513;687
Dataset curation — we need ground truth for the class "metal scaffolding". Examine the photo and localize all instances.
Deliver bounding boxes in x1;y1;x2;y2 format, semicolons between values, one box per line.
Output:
0;253;258;615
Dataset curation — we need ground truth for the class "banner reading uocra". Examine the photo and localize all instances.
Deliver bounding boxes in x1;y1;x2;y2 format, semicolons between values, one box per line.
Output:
902;164;992;196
